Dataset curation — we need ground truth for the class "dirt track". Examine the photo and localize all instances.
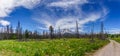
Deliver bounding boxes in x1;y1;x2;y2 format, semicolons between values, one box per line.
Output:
92;40;120;56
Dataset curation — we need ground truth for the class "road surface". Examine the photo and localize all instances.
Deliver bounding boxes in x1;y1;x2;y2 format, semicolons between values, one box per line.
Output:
91;40;120;56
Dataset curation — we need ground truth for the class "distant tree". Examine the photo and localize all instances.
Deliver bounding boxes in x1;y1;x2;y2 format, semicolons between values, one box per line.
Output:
0;27;3;40
42;30;45;38
90;23;94;42
6;25;10;39
9;26;14;39
29;31;33;39
33;30;38;39
100;22;105;40
16;21;22;40
49;26;54;39
3;27;6;39
10;25;13;34
25;30;29;39
76;21;79;38
45;31;49;39
54;30;57;38
58;27;62;38
6;25;10;34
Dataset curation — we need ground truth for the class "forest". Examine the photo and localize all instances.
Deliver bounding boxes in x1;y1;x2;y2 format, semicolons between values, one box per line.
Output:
0;21;109;40
0;21;115;56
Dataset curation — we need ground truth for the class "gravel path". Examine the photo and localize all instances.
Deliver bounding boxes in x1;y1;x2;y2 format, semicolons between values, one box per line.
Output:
92;40;120;56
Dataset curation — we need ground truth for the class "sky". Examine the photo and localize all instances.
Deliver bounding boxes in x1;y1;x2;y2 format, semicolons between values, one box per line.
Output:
0;0;120;34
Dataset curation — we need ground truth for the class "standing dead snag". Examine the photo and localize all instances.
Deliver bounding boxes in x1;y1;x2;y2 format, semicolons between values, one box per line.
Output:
10;25;13;34
58;27;62;38
42;30;45;38
6;25;10;39
76;21;79;38
16;21;22;40
100;22;105;40
90;23;95;42
25;29;29;40
33;30;38;39
49;26;54;39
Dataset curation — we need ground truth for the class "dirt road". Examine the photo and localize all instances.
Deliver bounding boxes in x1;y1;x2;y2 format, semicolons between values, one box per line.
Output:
92;40;120;56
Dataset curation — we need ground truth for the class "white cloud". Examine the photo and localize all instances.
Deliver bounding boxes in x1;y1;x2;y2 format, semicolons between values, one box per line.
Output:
48;0;88;8
35;6;109;32
0;0;41;26
0;20;10;26
79;13;101;24
106;28;120;34
55;13;101;29
36;12;102;32
17;0;41;9
0;0;41;17
38;27;48;30
33;0;109;33
0;0;15;17
55;17;77;29
42;20;53;28
33;16;53;29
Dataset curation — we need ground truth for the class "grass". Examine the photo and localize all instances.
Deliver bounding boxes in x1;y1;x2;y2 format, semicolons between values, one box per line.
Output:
112;37;120;43
0;38;109;56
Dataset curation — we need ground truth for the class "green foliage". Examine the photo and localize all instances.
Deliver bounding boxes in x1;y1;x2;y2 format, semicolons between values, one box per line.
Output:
34;50;41;56
25;30;29;39
11;34;17;39
112;37;120;42
0;38;109;56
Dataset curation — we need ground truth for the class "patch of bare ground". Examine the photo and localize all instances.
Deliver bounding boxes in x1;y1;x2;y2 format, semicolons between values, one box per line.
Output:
86;40;120;56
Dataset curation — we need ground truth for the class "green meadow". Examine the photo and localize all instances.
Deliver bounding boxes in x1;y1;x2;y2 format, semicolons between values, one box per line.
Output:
0;38;109;56
112;37;120;43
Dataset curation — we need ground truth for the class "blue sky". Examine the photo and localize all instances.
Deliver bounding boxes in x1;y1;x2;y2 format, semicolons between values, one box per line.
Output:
0;0;120;34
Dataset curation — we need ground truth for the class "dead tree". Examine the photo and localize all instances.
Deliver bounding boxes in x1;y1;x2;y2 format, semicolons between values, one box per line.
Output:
58;27;62;38
33;30;38;39
90;23;94;42
10;25;13;34
42;31;45;38
6;25;10;39
76;21;79;38
24;29;29;40
45;31;49;39
43;30;47;38
16;21;22;40
49;26;54;39
100;22;105;40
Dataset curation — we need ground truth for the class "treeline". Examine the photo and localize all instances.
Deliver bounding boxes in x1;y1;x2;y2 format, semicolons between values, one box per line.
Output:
0;21;108;40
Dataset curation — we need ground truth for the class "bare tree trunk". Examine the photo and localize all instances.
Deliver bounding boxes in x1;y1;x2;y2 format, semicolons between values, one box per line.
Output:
76;21;79;38
49;26;54;39
90;23;95;42
58;27;62;39
100;22;105;40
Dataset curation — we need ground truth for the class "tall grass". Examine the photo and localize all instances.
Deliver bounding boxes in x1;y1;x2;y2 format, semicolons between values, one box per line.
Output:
112;37;120;43
0;38;109;56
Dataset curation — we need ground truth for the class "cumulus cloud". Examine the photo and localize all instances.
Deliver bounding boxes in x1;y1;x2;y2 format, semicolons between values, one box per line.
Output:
48;0;88;8
35;11;106;32
0;0;41;18
32;0;109;32
0;0;41;26
49;13;100;29
17;0;41;9
0;0;15;17
0;20;10;26
106;28;120;34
